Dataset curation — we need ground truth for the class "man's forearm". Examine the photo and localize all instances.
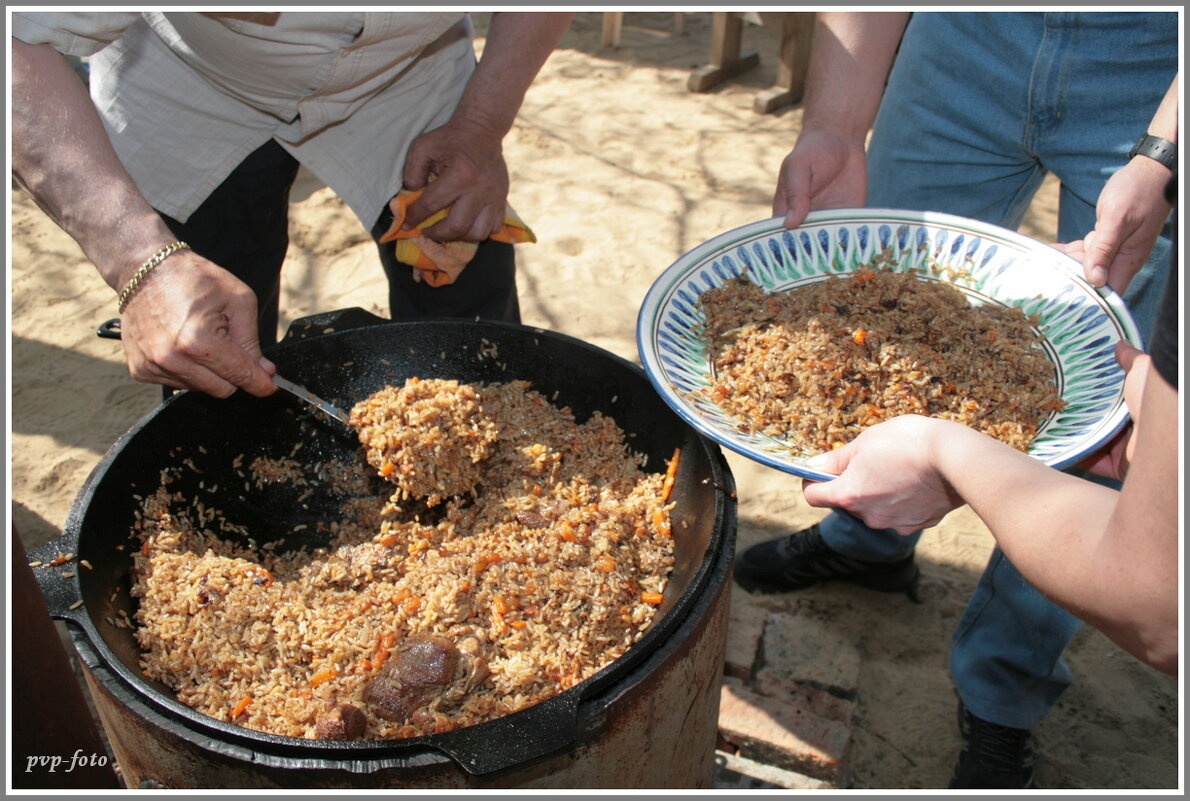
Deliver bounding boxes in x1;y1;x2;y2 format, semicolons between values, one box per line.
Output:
449;12;574;138
801;12;909;143
1145;74;1178;144
935;374;1179;671
935;426;1120;605
11;38;176;293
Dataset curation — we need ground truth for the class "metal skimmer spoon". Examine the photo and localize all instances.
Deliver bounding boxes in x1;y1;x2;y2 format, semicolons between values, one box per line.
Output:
272;374;355;433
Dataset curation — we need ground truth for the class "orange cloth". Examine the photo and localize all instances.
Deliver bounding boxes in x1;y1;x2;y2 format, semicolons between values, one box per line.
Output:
378;188;536;287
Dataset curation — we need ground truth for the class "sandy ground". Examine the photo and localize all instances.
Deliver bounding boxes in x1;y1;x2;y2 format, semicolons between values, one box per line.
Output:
9;12;1180;790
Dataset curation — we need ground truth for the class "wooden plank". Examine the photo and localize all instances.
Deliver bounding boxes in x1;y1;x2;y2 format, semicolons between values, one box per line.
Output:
752;13;815;113
688;12;760;93
601;12;623;48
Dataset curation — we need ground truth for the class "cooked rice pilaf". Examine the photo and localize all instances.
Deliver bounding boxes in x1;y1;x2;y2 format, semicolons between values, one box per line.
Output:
698;268;1064;453
131;379;677;740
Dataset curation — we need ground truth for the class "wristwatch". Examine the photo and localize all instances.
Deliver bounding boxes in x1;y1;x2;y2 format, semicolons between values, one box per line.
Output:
1127;133;1177;171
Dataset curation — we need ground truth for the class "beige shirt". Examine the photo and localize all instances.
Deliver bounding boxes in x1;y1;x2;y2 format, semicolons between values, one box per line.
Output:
12;11;476;225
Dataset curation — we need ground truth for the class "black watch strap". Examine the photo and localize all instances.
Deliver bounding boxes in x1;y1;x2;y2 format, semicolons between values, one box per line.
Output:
1128;133;1177;171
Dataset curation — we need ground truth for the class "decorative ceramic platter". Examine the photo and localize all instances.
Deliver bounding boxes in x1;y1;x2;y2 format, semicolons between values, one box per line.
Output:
637;209;1143;481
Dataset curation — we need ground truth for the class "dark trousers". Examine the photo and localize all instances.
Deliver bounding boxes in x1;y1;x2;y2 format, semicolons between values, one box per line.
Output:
160;139;520;348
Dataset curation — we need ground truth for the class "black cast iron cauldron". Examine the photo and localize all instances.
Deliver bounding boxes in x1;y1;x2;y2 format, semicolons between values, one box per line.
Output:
31;310;737;788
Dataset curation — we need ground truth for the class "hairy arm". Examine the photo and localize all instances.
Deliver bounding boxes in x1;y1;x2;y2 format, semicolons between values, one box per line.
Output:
11;38;180;290
11;38;276;397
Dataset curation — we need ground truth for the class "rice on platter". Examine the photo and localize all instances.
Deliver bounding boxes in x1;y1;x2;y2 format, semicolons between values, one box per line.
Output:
698;267;1065;454
131;378;677;740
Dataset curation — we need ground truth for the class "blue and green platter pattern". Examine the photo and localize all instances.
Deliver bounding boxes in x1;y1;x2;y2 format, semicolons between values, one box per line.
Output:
637;209;1143;481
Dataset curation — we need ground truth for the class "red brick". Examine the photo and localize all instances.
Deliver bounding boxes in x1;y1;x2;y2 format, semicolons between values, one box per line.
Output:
723;595;767;680
760;610;860;697
752;669;856;724
718;677;851;782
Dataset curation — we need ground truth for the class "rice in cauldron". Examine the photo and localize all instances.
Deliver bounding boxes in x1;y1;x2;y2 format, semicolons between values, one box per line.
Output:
698;268;1065;453
130;379;677;740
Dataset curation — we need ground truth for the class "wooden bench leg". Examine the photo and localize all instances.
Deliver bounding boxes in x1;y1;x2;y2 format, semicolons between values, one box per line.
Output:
604;12;686;48
688;12;760;93
753;12;815;114
601;12;623;48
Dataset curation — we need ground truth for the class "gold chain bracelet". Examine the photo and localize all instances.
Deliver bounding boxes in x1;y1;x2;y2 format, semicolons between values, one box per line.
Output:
117;241;190;314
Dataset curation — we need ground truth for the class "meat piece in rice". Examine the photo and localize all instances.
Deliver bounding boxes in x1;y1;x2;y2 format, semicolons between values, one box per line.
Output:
314;703;367;741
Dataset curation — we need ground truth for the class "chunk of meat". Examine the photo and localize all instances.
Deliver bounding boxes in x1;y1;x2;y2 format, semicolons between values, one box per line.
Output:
515;509;549;528
314;703;367;740
362;635;460;721
455;634;489;689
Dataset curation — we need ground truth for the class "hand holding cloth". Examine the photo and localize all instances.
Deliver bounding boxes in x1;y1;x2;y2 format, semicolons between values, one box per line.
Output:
379;188;535;287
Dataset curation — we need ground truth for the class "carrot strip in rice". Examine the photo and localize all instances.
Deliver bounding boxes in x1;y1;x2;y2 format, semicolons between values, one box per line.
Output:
310;668;339;687
660;447;680;503
231;696;252;718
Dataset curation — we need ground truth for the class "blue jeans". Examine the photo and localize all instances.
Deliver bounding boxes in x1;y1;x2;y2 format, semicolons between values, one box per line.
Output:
821;11;1176;730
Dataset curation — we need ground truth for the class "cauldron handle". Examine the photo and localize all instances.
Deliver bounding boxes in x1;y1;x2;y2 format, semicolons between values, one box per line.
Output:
97;318;122;339
428;691;581;775
26;531;95;635
278;307;390;344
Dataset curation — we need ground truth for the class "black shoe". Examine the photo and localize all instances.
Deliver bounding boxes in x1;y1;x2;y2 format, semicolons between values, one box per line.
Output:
733;524;920;600
949;702;1037;789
